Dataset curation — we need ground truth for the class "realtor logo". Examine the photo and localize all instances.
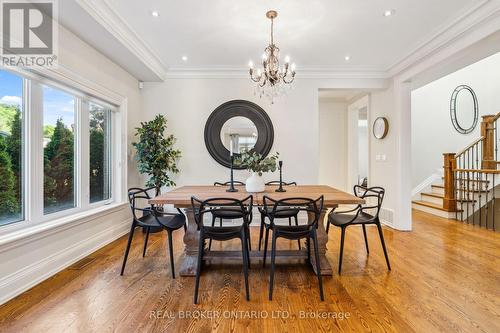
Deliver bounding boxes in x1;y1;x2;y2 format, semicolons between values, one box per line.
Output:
1;0;58;67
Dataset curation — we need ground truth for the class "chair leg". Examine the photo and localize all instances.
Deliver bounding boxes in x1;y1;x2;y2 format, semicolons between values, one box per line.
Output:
294;215;301;250
208;215;216;251
120;222;136;276
247;226;252;251
142;227;150;258
194;233;205;304
306;237;311;264
263;226;270;267
167;230;176;279
241;232;250;301
376;223;391;271
269;233;278;301
312;229;324;301
258;214;265;251
362;224;369;254
338;226;346;275
245;226;251;267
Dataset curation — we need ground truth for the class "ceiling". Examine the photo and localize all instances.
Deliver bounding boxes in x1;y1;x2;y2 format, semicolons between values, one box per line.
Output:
105;0;479;69
60;0;487;80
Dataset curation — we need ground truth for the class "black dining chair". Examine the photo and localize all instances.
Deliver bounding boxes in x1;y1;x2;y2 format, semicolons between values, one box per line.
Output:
258;181;300;251
120;187;186;278
191;196;253;304
210;181;250;250
262;195;325;301
326;186;391;274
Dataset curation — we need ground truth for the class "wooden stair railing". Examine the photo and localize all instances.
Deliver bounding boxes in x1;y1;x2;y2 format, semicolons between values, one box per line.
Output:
443;153;457;212
440;113;500;230
443;113;500;214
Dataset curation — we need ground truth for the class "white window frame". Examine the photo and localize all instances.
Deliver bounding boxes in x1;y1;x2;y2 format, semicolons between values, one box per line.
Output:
0;65;127;233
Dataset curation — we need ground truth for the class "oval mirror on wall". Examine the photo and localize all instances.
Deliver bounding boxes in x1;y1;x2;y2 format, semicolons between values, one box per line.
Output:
204;100;274;169
450;85;479;134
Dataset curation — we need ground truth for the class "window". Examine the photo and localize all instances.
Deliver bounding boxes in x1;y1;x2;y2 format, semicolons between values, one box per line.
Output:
43;86;76;214
0;68;118;227
89;102;112;203
0;70;24;226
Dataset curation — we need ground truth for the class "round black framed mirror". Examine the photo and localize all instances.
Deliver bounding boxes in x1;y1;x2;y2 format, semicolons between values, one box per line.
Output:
450;85;479;134
204;100;274;169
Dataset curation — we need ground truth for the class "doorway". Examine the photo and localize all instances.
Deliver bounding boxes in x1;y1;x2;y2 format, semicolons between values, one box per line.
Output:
347;96;370;191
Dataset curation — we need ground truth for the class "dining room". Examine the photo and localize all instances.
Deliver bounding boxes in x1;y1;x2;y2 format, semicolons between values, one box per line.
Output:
1;1;500;333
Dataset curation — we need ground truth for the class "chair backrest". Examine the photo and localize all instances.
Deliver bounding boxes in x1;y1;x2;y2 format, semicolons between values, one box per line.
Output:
128;187;156;221
191;196;253;230
265;181;297;186
213;181;245;186
353;185;385;218
262;196;324;228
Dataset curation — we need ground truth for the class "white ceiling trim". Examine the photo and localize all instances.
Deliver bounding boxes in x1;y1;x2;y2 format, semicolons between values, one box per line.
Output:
387;0;500;76
75;0;500;81
164;67;389;79
75;0;167;80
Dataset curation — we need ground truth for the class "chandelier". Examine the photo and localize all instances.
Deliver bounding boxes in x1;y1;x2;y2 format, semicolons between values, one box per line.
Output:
249;10;296;103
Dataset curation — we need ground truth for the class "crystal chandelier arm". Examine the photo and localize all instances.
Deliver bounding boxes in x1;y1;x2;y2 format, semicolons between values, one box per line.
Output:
249;68;261;83
259;76;267;87
282;71;295;84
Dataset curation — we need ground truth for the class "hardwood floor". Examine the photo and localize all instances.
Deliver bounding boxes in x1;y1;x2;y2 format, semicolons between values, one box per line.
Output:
0;210;499;333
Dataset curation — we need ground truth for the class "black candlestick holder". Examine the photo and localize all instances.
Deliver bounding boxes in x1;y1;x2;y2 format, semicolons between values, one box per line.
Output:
276;160;286;192
227;155;238;192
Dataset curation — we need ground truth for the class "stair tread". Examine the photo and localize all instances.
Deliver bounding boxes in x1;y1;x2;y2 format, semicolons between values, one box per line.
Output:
421;192;476;203
431;184;487;193
421;192;443;198
412;200;463;212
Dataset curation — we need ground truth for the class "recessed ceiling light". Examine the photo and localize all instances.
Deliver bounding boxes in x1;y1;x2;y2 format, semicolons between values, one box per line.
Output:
151;11;159;17
345;55;350;61
383;9;395;17
181;56;188;61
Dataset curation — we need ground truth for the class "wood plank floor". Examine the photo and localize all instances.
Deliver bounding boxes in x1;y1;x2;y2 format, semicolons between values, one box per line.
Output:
0;210;499;333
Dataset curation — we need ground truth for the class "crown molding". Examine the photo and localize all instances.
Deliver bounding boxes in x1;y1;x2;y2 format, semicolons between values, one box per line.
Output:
75;0;167;81
164;66;389;80
387;0;500;77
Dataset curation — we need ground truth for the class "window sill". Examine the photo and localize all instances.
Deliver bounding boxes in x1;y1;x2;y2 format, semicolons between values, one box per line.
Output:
0;202;129;252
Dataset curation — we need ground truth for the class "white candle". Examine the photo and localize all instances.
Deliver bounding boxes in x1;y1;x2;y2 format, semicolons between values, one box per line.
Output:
230;140;233;156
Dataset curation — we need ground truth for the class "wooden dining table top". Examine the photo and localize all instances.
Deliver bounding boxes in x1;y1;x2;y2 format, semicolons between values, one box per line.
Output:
149;184;364;207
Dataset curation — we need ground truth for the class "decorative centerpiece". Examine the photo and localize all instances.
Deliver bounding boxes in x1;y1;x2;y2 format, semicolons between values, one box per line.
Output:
235;151;279;192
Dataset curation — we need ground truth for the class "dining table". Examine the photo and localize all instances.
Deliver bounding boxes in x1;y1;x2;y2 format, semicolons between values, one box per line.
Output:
149;184;365;276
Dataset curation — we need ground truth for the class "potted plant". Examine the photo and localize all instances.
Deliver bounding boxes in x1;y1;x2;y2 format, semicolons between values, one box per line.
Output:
132;115;181;196
235;151;279;192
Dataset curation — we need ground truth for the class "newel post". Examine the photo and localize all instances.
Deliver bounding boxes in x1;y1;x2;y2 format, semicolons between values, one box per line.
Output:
443;153;457;212
481;115;496;169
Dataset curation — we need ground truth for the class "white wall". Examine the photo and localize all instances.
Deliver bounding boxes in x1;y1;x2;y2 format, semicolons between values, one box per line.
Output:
0;25;140;305
318;100;347;190
140;78;387;187
370;86;398;225
411;52;500;188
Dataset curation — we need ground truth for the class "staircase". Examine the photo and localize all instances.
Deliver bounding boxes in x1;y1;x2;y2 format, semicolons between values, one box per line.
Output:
412;113;500;231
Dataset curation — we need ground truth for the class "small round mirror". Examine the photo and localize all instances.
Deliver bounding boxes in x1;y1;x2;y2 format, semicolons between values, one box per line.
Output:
220;116;258;153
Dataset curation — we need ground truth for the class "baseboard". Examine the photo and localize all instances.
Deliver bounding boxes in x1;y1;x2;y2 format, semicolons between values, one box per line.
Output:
0;219;130;306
